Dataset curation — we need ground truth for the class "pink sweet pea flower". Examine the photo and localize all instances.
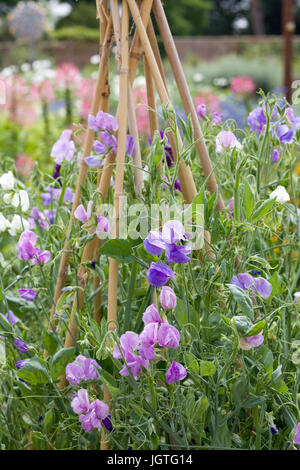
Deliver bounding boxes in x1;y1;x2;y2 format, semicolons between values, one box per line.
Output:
74;201;93;222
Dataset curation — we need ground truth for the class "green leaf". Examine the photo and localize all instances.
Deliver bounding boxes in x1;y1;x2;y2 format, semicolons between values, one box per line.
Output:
51;347;75;380
245;320;265;337
250;199;274;223
192;395;209;422
97;369;119;397
242;395;266;409
231;376;248;405
244;178;255;220
231;315;253;335
227;284;254;320
17;358;50;386
271;365;288;393
185;352;199;374
174;298;200;331
42;330;59;356
199;360;216;377
99;239;141;261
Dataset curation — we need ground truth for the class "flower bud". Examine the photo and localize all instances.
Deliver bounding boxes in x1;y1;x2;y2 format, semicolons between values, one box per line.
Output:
160;286;177;310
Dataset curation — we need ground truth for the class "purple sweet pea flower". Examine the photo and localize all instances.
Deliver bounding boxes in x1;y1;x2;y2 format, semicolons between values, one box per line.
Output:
157;323;180;348
17;231;37;261
248;107;267;134
119;353;149;380
66;355;102;385
162;220;186;244
276;125;295;144
88;111;118;133
293;423;300;445
0;310;19;325
272;149;280;163
51;129;76;164
166;361;187;384
74;201;93;222
253;277;272;299
30;207;48;230
94;132;118;155
44;209;56;225
197;103;207;119
84;155;103;168
144;231;165;255
160;286;177;310
53;164;62;184
213;112;222;124
113;331;140;360
126;134;136;157
142;304;163;325
32;248;51;265
245;331;264;348
231;273;255;291
96;216;110;233
101;414;114;432
14;338;28;353
139;323;158;360
164;242;191;264
15;359;28;369
18;288;38;301
147;262;176;287
71;389;90;415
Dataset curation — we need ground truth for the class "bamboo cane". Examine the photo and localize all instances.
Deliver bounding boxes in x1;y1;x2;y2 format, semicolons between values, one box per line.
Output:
127;0;214;259
101;0;129;451
45;17;114;354
153;0;224;211
129;0;154;85
143;55;159;139
128;81;144;199
147;19;168;91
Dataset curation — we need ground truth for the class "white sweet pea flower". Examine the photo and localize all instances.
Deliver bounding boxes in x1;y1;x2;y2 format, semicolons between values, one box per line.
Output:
8;215;29;236
0;213;10;232
269;185;290;204
0;171;14;190
11;190;30;212
3;193;13;205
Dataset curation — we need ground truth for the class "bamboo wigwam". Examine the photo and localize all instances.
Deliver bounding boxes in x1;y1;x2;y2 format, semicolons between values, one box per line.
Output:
47;0;224;447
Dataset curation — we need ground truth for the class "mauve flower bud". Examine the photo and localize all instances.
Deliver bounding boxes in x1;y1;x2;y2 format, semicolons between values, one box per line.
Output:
14;338;28;353
157;323;180;348
166;361;187;384
160;286;177;310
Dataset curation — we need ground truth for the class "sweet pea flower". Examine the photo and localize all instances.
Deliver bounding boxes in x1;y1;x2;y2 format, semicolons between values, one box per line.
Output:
160;286;177;309
51;129;76;164
276;125;294;144
269;185;290;203
293;423;300;445
15;359;28;370
231;273;272;299
94;132;118;155
0;213;11;232
126;134;136;157
164;241;191;264
157;323;180;348
18;288;38;301
88;110;118;132
0;171;14;190
71;389;90;415
216;130;242;153
119;354;149;380
294;292;300;303
144;230;165;255
197;103;207;118
17;231;37;261
74;201;93;222
253;277;272;299
96;216;110;233
0;310;20;325
84;155;103;168
212;111;222;124
8;215;30;236
142;304;163;325
147;262;176;287
162;220;186;243
248;107;267;134
14;338;28;353
112;331;140;361
139;323;159;360
272;149;280;163
239;331;264;350
166;361;187;384
66;355;102;385
11;190;30;212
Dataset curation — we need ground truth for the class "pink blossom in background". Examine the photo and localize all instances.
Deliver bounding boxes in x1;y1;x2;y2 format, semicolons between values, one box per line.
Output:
132;87;149;135
31;80;55;103
2;75;37;126
194;88;221;114
15;154;35;178
77;77;96;119
55;62;81;89
231;76;256;95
